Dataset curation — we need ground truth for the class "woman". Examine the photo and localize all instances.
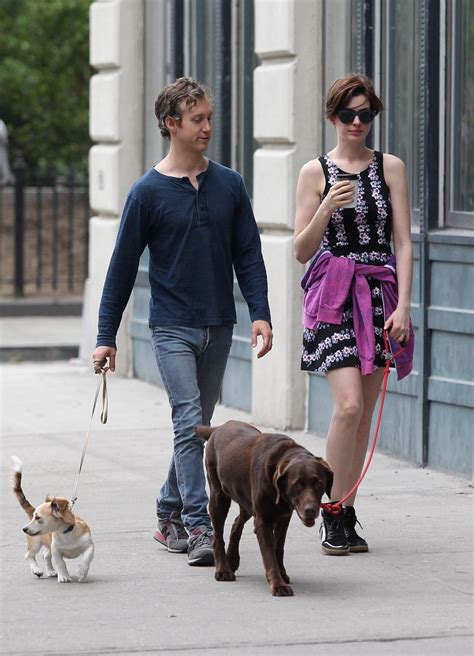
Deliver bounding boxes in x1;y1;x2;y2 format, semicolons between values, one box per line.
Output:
294;74;414;555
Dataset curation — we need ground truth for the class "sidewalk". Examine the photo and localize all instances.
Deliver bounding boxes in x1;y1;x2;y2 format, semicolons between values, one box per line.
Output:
1;356;472;656
0;315;82;362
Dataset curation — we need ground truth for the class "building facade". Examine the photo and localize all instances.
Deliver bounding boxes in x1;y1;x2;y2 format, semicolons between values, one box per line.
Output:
85;0;473;477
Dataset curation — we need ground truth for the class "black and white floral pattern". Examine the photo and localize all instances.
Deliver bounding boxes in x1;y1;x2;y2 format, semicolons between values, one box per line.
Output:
302;151;393;374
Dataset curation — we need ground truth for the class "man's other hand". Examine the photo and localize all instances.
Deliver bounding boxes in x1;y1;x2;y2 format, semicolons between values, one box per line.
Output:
251;321;273;358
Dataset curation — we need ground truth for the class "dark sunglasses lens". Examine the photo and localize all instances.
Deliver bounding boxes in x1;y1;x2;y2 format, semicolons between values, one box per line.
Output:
337;109;375;124
338;110;354;124
359;110;375;123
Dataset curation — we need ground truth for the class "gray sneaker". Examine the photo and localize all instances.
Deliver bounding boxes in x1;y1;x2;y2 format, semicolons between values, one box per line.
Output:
154;512;188;553
187;526;214;566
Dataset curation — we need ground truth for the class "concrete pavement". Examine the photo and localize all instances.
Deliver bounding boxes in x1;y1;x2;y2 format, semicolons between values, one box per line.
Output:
0;357;472;655
0;316;82;362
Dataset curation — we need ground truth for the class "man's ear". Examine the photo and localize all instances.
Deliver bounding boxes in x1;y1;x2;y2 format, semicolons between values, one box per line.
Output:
272;461;289;504
165;115;179;135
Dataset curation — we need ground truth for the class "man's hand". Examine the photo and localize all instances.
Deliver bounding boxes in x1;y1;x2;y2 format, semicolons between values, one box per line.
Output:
92;346;117;373
251;320;273;358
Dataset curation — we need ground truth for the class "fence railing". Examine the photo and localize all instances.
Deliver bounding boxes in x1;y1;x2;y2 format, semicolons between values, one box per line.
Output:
0;155;90;298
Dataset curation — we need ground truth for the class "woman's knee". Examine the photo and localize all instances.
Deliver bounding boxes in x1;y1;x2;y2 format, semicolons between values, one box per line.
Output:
334;397;363;423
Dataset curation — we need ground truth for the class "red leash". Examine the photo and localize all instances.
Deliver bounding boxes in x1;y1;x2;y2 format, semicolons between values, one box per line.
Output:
321;331;406;516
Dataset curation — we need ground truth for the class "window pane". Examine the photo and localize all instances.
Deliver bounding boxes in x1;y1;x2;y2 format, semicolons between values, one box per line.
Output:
382;0;420;215
322;0;352;153
231;0;254;195
349;0;374;79
452;0;474;215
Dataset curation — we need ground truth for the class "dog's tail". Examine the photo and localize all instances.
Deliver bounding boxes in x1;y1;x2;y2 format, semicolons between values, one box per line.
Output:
12;456;35;519
195;425;217;441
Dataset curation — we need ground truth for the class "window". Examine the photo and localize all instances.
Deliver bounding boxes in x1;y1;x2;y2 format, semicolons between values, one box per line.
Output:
322;0;352;153
144;0;254;194
447;0;474;228
380;0;421;224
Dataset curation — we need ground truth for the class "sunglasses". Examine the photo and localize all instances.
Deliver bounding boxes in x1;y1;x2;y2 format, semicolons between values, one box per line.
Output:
336;108;376;124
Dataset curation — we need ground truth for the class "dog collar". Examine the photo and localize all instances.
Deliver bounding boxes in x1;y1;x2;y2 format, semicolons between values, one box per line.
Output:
63;525;74;534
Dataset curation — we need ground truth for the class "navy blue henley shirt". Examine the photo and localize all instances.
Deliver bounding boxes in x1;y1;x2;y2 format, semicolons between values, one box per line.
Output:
96;160;271;348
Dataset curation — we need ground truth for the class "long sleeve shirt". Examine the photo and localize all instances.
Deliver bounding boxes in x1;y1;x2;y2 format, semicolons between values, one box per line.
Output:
301;250;414;380
97;161;271;348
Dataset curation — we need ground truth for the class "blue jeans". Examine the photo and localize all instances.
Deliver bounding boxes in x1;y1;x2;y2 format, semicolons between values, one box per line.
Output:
150;325;233;531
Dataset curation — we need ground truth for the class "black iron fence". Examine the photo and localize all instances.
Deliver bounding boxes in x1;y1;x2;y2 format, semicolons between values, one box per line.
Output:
0;155;89;298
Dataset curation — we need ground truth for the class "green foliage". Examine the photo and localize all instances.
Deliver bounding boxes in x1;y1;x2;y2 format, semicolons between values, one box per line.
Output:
0;0;93;171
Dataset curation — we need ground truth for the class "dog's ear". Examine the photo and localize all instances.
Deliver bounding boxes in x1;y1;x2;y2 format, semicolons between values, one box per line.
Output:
51;497;74;522
272;461;289;504
317;458;334;498
45;495;53;502
50;498;65;517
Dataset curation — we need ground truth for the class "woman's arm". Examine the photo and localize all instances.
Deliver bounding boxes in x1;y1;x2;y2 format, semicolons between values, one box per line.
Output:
294;159;355;263
383;154;413;342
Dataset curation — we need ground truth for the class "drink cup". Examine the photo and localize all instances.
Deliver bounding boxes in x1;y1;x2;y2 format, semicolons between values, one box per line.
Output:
335;173;358;208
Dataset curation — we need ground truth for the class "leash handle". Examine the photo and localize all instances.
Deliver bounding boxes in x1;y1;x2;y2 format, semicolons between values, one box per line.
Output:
321;330;406;516
71;367;108;507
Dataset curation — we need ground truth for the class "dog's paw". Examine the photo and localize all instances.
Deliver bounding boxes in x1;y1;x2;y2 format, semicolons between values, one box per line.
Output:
215;569;236;582
46;569;58;578
76;568;89;582
57;574;72;583
32;568;44;578
271;583;294;597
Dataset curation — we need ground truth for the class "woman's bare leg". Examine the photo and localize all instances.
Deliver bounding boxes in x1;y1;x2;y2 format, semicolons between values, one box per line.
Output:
345;367;385;506
325;367;364;501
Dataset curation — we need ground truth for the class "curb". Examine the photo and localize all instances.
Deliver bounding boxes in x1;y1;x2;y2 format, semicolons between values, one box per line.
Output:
0;345;79;363
0;298;83;317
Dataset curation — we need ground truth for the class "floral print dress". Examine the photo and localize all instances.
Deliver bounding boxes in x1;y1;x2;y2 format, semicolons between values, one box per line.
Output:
301;151;393;374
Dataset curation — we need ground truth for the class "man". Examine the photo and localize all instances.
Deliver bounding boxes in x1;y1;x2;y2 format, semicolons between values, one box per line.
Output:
92;77;272;567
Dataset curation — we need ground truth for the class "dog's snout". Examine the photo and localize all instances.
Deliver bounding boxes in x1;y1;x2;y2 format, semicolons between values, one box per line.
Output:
303;505;318;520
22;527;29;533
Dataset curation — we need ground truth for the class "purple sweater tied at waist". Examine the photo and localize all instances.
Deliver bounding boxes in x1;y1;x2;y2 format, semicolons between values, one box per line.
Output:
301;250;414;380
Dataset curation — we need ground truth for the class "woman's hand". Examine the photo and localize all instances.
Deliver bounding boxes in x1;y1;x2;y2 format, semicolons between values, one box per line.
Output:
322;180;356;212
384;306;411;344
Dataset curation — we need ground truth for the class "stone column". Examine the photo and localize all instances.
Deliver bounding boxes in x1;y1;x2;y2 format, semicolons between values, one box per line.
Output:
80;0;143;375
252;0;323;429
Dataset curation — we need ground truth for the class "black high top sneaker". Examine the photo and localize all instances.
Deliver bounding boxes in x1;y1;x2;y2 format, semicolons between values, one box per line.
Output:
342;506;369;553
319;508;350;555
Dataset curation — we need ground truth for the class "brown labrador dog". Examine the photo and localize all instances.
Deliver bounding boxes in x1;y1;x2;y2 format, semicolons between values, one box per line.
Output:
196;420;333;597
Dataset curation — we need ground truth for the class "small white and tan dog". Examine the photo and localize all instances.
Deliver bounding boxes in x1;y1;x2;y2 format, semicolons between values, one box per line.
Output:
12;456;94;583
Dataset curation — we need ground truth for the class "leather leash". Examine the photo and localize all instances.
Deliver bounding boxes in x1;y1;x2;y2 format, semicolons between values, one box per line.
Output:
70;362;108;507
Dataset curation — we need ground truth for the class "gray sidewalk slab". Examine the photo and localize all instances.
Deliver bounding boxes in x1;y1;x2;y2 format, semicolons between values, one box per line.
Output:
0;360;472;656
0;316;82;363
0;316;82;347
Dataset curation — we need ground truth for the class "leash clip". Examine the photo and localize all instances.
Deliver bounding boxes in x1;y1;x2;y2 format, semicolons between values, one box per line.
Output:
321;502;343;516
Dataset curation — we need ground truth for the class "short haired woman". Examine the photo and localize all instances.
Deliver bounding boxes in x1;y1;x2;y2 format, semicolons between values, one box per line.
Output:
294;74;414;555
